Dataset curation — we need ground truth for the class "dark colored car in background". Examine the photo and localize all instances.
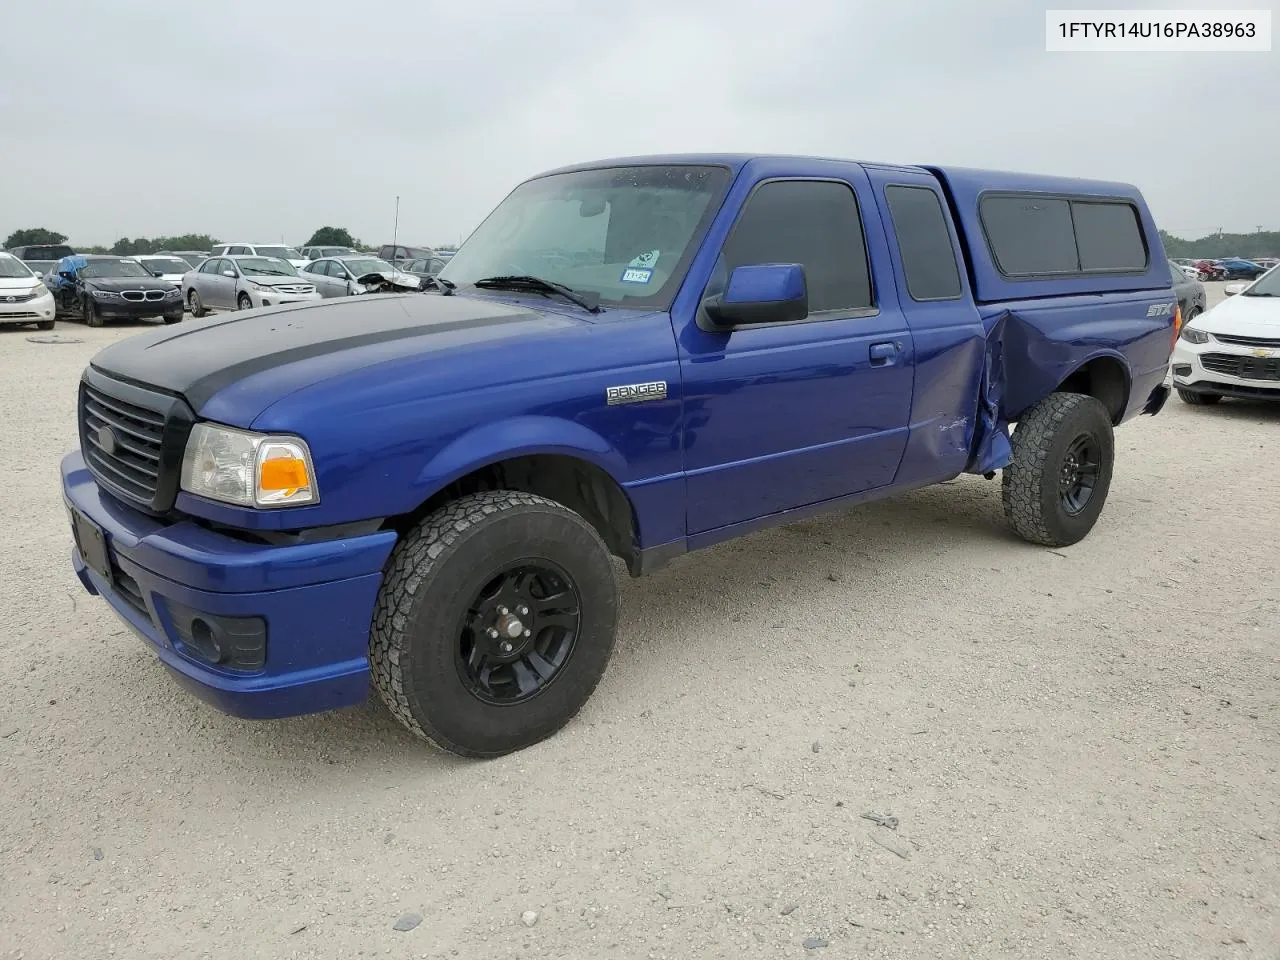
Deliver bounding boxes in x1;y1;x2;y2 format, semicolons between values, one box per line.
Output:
48;255;185;327
1168;259;1206;325
1216;257;1267;280
8;243;76;263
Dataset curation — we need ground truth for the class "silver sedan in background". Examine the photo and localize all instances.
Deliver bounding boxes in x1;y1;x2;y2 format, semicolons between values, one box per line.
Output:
299;255;422;298
182;255;320;316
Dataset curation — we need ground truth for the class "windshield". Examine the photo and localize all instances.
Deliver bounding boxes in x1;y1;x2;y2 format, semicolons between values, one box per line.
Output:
80;259;151;279
237;257;298;277
1243;266;1280;296
344;258;396;275
0;258;35;279
255;246;302;261
139;258;188;274
439;164;731;308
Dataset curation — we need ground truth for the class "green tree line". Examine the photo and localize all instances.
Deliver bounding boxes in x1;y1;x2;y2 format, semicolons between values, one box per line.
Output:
1159;229;1279;260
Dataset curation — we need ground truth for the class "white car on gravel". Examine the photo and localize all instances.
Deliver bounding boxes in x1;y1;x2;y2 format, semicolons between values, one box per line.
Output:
1170;266;1280;406
0;252;57;329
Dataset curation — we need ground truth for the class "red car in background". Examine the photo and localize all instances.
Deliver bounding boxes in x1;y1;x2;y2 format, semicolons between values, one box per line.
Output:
1192;260;1227;281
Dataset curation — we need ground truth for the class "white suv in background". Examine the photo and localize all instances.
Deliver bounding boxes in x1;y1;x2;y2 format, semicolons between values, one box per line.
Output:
0;252;57;330
209;243;309;270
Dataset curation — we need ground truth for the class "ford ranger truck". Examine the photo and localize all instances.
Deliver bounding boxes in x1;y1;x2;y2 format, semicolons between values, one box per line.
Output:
62;155;1178;757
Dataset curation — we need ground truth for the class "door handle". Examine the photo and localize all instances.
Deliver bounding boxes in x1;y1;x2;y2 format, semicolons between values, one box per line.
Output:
869;341;899;366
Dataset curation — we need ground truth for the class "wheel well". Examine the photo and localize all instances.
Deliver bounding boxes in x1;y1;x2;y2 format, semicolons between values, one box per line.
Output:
1057;357;1129;424
383;454;640;573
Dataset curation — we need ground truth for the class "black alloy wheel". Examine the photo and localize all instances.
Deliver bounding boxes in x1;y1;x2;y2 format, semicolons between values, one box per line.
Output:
457;563;582;705
1058;433;1101;516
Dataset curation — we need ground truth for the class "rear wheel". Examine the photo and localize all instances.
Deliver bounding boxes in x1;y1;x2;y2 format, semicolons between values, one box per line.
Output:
1002;392;1115;548
1177;388;1221;406
83;298;103;328
370;490;619;758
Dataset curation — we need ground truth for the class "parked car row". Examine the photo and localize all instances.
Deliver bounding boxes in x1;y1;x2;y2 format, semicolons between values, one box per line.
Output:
1170;256;1275;281
1171;260;1280;408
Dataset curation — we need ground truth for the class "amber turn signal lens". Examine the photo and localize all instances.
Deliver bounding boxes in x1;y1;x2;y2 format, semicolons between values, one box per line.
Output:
259;457;310;492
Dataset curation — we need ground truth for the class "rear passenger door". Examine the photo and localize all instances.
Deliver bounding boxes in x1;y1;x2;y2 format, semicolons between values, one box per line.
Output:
864;168;988;484
676;163;916;535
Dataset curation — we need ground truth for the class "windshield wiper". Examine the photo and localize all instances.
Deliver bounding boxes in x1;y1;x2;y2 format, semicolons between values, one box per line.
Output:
473;275;601;313
1242;290;1274;297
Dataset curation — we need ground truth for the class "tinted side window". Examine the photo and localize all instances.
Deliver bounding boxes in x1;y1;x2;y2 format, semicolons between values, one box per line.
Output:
1073;201;1147;271
884;185;963;300
981;196;1078;276
721;180;872;312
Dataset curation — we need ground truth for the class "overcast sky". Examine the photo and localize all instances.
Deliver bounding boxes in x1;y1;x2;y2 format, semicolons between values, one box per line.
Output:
2;0;1275;248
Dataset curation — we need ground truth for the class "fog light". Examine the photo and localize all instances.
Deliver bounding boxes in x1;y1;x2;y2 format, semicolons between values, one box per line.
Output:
1172;364;1192;378
166;601;267;670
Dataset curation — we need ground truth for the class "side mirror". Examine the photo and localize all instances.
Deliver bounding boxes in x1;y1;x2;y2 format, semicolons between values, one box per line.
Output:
222;270;236;278
703;264;808;327
32;270;43;278
1224;282;1246;296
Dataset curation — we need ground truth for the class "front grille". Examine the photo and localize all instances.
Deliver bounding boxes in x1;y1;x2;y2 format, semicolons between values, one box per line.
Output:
2;290;38;303
1201;353;1280;382
1;311;40;318
271;284;314;295
1213;333;1280;348
121;290;166;302
81;384;164;501
77;370;194;514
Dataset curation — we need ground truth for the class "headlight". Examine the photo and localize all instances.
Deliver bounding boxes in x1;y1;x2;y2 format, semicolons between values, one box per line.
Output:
163;286;182;298
180;423;318;508
29;286;49;298
90;288;121;300
249;281;273;292
1179;326;1210;345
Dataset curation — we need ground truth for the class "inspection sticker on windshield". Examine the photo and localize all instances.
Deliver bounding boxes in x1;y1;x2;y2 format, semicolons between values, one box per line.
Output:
628;249;660;268
620;267;653;284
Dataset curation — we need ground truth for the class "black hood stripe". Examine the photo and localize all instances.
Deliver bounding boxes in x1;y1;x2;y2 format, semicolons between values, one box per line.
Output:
181;312;527;409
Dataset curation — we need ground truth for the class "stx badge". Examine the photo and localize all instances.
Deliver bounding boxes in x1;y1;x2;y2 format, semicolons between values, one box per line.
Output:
606;381;668;405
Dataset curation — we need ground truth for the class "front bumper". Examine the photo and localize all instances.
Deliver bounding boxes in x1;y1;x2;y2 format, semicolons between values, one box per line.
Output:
251;289;322;308
92;296;185;319
1170;337;1280;401
62;450;398;719
0;291;55;323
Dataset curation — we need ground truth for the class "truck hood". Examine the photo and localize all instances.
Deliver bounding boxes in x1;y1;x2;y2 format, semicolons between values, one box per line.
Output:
1194;292;1280;337
88;293;585;420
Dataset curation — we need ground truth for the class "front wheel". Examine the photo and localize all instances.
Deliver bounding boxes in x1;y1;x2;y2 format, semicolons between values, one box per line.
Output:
1001;392;1115;548
370;491;619;758
83;298;103;328
188;289;206;317
237;292;252;311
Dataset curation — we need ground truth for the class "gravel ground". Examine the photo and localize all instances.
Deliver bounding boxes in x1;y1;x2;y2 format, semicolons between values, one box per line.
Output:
2;283;1277;960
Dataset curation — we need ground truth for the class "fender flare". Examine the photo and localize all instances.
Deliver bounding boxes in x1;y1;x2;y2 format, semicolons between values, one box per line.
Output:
412;415;632;501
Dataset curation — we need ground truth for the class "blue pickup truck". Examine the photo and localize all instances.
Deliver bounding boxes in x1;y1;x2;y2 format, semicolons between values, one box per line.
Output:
62;154;1179;756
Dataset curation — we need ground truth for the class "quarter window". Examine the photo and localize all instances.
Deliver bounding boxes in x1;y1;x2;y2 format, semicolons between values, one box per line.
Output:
980;194;1148;277
720;179;873;313
884;185;963;301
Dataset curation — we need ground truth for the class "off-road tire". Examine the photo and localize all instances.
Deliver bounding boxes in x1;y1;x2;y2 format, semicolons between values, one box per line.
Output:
370;490;619;758
1002;392;1114;548
1177;388;1221;406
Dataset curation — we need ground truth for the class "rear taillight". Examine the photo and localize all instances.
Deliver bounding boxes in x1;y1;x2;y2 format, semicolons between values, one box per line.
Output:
1171;302;1183;350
